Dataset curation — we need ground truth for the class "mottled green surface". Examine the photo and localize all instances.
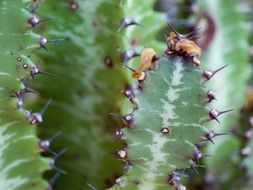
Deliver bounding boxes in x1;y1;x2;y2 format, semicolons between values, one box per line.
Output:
35;1;128;189
197;0;251;175
0;1;50;189
110;57;212;190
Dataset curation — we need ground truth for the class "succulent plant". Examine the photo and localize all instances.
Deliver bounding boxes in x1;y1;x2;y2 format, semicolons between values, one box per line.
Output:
0;0;52;189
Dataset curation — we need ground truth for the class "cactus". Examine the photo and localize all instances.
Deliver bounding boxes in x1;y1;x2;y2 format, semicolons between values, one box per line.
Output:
30;0;128;189
109;52;231;189
0;1;51;189
193;0;251;180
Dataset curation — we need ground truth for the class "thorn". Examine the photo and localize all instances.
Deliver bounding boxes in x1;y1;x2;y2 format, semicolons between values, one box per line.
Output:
115;177;123;186
184;27;201;38
142;43;148;48
50;148;68;174
117;17;140;32
207;90;216;103
122;48;140;62
121;88;135;101
208;109;233;124
192;149;212;163
240;147;252;156
39;37;66;50
123;65;136;72
205;130;228;143
30;66;55;79
115;129;124;139
167;23;181;37
26;99;52;125
28;16;51;27
109;113;134;127
202;65;228;81
47;172;61;190
167;170;181;186
20;87;39;95
86;183;97;190
117;148;127;159
39;131;62;155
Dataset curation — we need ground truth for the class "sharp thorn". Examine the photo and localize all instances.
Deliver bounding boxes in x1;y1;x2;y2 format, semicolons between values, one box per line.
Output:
213;64;228;75
40;99;52;115
86;183;97;190
123;65;135;72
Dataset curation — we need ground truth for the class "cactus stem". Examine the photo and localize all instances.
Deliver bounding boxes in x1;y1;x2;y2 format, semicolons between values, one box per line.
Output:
117;17;140;33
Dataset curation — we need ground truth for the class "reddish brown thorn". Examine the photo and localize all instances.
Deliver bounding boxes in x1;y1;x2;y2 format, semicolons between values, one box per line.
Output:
208;109;233;124
202;65;228;81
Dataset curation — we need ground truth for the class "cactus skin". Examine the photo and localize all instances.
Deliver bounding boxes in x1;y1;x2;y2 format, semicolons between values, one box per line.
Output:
33;0;128;189
195;0;251;180
0;1;50;190
108;55;230;190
